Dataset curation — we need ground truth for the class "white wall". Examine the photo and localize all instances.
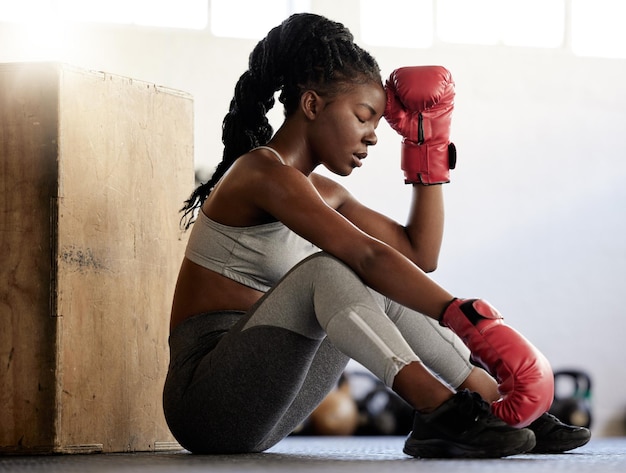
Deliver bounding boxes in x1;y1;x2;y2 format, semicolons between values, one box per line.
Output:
2;0;625;436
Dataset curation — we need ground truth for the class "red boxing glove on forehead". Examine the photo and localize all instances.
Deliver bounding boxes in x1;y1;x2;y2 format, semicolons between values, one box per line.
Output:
385;66;455;136
384;66;456;185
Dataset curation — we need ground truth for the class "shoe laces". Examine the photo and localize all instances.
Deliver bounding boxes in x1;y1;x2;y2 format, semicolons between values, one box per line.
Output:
456;390;492;422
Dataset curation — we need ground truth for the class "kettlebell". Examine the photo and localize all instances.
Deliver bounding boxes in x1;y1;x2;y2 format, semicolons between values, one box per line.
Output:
357;383;413;436
308;374;359;436
350;371;413;436
548;370;592;429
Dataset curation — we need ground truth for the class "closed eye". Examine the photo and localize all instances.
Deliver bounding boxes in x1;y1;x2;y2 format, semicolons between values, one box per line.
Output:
356;102;379;124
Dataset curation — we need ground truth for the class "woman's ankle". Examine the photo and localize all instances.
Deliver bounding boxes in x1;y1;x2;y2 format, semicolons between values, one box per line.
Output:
392;361;454;413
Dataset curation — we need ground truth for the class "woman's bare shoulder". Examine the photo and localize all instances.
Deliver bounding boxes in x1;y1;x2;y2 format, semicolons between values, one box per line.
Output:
309;172;352;210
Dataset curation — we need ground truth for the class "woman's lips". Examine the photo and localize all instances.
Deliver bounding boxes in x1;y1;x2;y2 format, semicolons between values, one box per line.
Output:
353;153;367;167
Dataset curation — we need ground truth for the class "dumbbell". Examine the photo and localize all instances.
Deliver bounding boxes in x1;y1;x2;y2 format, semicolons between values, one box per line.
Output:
548;370;592;428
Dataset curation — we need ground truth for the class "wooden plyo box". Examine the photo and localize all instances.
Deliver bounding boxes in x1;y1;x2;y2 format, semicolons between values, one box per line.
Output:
0;63;194;453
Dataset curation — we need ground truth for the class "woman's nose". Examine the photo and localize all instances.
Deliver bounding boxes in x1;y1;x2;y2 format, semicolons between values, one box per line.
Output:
365;130;377;146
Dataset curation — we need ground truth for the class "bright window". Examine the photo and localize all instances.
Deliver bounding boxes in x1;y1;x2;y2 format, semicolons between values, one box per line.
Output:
210;0;311;39
500;0;564;48
0;0;208;29
437;0;564;47
572;0;626;59
437;0;500;45
360;0;433;48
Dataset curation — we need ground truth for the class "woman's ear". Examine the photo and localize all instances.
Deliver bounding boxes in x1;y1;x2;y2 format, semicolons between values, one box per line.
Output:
301;90;322;120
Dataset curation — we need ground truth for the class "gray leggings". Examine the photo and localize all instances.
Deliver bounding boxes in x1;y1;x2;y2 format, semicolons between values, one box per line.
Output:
163;253;471;454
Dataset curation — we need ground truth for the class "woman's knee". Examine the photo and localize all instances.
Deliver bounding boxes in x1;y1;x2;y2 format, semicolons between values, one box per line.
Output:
296;252;367;294
297;252;352;276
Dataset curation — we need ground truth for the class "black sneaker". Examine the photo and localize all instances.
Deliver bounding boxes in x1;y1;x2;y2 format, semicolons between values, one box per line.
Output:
403;390;536;459
527;412;591;453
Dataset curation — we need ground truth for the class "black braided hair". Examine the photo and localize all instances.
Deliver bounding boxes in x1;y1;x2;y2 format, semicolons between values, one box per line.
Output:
180;13;382;229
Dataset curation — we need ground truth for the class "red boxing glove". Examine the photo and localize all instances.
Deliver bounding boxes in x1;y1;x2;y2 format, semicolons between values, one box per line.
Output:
440;298;554;428
384;66;457;185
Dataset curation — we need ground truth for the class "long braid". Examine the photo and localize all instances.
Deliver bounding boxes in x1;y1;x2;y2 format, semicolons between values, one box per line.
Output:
180;13;381;229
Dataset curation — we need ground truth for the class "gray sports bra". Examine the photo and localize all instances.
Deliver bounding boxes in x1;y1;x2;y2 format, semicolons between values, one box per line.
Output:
184;147;319;292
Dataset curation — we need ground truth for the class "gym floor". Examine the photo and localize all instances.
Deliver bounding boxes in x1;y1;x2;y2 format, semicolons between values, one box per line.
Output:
1;437;624;473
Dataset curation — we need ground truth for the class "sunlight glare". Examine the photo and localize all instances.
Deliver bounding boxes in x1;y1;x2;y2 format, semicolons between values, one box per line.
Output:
360;0;433;48
437;0;564;48
0;0;208;60
0;0;208;29
210;0;310;39
572;0;626;59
